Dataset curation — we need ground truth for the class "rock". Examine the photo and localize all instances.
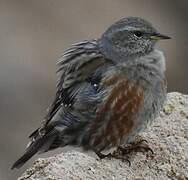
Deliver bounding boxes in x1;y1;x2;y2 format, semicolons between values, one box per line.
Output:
19;92;188;180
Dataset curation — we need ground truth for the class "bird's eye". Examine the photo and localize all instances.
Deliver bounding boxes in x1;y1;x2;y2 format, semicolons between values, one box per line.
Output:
133;31;143;38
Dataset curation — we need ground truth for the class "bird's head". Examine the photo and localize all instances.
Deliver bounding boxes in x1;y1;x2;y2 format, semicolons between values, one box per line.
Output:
99;17;170;61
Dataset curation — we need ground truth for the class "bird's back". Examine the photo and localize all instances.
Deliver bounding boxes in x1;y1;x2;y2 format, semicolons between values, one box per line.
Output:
11;40;113;169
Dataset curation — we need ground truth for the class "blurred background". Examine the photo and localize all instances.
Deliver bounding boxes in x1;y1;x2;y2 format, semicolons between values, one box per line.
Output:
0;0;187;179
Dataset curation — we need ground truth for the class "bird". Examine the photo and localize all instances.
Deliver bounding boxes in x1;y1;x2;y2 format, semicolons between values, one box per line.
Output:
12;17;170;169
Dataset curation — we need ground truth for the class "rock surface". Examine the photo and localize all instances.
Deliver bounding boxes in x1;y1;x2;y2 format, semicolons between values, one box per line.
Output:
19;92;188;180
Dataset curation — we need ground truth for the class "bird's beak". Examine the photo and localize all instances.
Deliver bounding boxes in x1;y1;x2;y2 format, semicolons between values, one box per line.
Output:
150;33;171;40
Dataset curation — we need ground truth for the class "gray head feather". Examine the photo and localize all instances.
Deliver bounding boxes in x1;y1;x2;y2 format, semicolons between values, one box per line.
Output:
98;17;169;62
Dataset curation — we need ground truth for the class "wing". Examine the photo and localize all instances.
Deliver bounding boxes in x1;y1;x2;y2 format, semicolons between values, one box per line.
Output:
30;40;112;139
12;40;114;169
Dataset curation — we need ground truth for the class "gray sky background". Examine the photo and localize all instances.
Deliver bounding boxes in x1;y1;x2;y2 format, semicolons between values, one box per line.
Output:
0;0;187;179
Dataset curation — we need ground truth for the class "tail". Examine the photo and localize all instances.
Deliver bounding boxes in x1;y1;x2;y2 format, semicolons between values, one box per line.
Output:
11;130;58;169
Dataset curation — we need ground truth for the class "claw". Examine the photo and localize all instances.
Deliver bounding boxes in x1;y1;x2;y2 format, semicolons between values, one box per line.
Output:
137;139;148;144
95;151;112;159
117;139;154;155
95;151;131;166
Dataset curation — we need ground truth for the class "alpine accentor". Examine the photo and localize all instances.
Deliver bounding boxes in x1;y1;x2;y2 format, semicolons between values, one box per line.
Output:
12;17;170;169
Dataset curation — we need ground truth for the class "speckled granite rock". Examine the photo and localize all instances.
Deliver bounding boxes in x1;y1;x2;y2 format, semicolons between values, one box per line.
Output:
19;92;188;180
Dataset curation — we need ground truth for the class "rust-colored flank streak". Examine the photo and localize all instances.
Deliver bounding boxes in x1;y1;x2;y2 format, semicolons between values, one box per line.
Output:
89;73;144;150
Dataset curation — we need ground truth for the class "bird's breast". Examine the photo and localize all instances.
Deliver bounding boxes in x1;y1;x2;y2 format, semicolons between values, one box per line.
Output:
86;73;144;151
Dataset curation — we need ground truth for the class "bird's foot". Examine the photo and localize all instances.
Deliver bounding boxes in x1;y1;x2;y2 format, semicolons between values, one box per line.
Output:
116;139;154;155
94;139;153;166
95;151;131;166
